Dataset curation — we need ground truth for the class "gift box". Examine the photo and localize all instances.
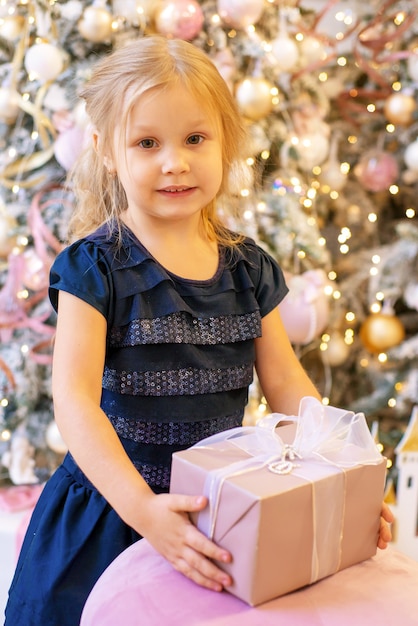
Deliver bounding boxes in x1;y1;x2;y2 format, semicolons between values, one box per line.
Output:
170;397;387;606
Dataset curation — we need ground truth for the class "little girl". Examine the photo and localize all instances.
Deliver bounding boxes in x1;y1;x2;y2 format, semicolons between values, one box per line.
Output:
5;36;392;626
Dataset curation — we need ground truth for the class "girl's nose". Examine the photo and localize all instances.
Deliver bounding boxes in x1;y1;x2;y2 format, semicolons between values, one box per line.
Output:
161;147;190;175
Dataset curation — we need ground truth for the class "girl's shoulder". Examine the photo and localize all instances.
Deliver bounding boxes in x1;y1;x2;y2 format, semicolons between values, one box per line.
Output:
49;223;147;317
227;235;281;272
57;223;149;271
224;235;288;316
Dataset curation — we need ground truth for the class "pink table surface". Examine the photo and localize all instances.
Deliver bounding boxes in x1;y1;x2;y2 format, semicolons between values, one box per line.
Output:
81;540;418;626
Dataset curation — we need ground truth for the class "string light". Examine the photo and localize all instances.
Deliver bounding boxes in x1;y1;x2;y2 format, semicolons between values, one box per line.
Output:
345;329;354;345
1;428;11;440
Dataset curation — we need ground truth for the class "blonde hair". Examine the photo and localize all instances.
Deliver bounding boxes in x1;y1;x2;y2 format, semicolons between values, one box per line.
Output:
68;35;248;246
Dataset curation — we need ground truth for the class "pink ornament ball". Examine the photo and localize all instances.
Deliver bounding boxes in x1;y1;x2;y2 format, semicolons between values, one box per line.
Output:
22;248;49;292
404;140;418;172
354;151;399;192
155;0;204;41
217;0;265;30
278;270;330;345
54;125;86;171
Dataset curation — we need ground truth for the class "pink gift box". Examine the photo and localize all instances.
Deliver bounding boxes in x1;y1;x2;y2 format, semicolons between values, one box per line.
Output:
170;398;387;606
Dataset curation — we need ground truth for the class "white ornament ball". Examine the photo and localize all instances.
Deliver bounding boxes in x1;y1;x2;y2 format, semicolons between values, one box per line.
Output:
319;161;347;191
59;0;84;21
322;333;350;366
44;84;70;112
217;0;265;29
78;6;113;43
24;43;64;82
407;53;418;82
316;2;357;41
45;421;68;455
404;140;418;172
300;36;327;64
271;33;299;72
0;87;20;124
0;15;26;41
113;0;146;24
296;132;330;170
235;77;274;121
404;282;418;311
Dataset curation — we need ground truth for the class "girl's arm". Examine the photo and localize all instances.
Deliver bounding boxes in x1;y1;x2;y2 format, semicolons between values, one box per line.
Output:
254;307;321;414
52;290;232;591
255;306;393;547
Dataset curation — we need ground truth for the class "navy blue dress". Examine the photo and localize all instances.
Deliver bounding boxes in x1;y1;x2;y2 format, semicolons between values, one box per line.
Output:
5;224;288;626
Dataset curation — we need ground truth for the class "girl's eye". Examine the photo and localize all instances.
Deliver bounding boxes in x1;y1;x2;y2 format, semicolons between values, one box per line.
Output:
139;138;157;149
187;134;204;145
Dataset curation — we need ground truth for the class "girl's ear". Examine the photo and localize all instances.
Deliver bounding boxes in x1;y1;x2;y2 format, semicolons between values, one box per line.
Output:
92;129;115;174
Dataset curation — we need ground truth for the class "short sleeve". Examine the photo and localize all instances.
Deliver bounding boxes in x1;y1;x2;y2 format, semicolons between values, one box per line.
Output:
49;240;113;319
244;242;289;318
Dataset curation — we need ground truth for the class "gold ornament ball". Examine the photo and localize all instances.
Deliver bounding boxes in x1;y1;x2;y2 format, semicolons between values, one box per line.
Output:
322;333;350;366
0;212;18;258
383;93;416;126
359;312;405;353
235;77;274;122
78;6;113;43
0;87;20;125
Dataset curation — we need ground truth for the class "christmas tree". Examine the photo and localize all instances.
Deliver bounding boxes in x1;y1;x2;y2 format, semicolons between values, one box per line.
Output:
0;0;417;485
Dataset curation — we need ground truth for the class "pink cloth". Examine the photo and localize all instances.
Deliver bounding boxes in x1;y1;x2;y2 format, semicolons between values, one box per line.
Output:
81;540;418;626
0;484;43;513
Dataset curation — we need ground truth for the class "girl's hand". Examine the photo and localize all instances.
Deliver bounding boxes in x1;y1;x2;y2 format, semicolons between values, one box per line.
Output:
140;492;232;592
378;501;394;549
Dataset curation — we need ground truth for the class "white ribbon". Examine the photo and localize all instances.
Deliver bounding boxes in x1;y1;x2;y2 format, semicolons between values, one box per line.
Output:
194;396;383;583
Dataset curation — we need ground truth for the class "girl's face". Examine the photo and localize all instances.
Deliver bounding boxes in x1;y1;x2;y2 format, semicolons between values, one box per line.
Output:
112;83;224;229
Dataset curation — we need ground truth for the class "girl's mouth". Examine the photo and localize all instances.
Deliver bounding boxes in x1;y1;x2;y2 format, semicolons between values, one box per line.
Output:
158;186;195;196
